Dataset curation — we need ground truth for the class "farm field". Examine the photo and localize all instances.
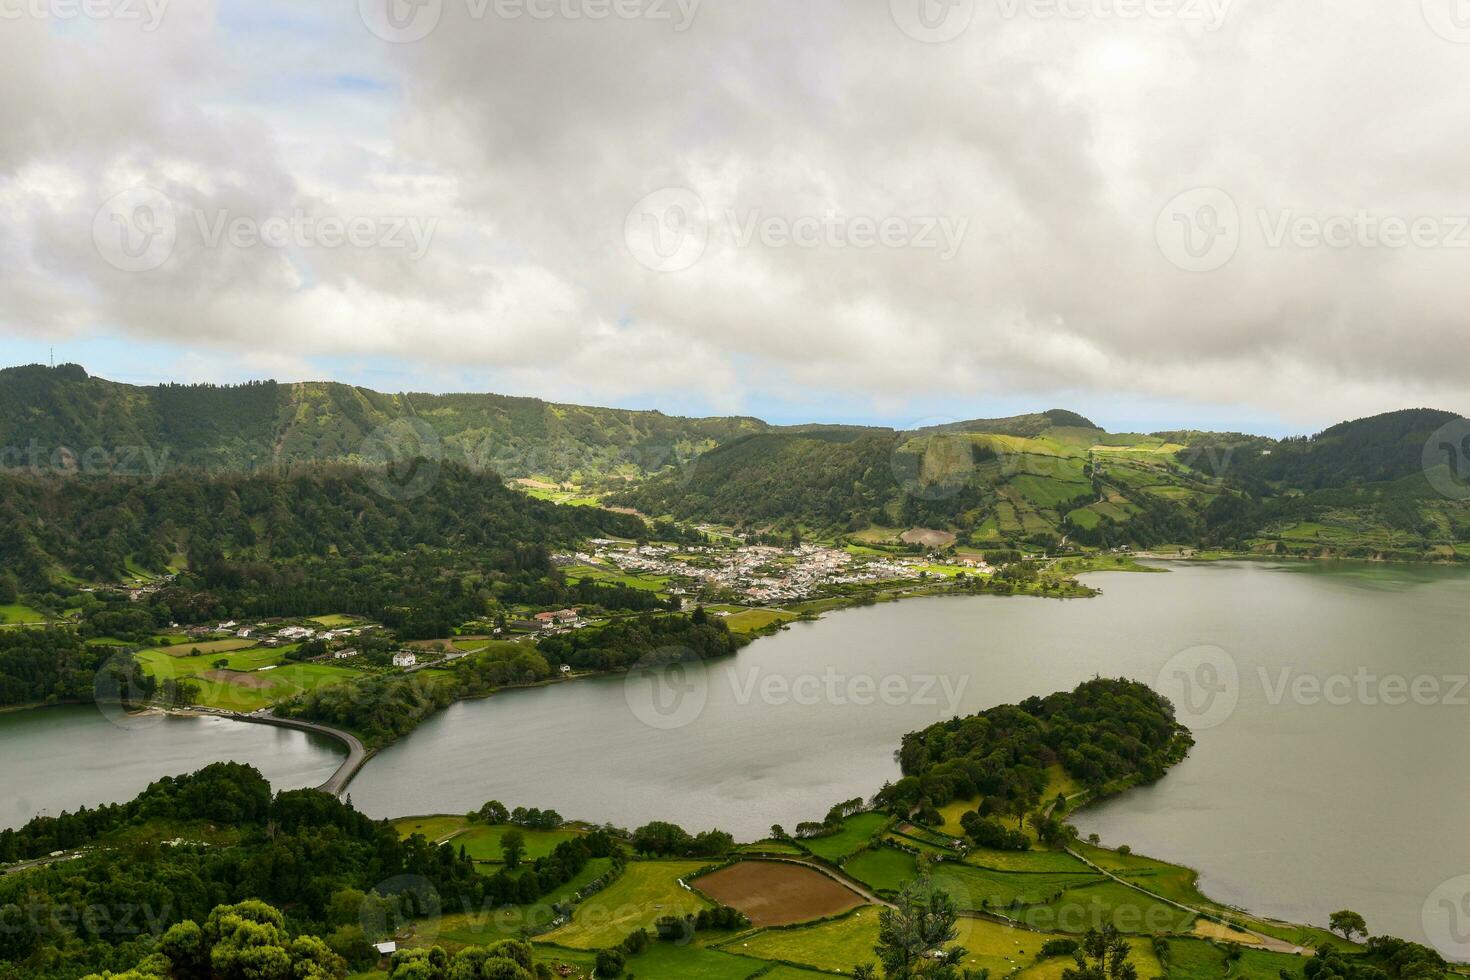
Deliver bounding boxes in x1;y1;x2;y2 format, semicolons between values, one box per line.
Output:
797;812;889;862
965;847;1096;874
389;814;582;864
1019;879;1196;934
928;862;1102;911
136;648;361;711
391;815;467;842
457;825;583;865
542;860;712;949
718;608;797;634
693;860;867;927
728;907;881;973
841;847;917;893
146;638;259;658
0;603;46;625
431;857;615;940
612;940;768;980
562;564;669;592
735;839;807;856
310;614;358;627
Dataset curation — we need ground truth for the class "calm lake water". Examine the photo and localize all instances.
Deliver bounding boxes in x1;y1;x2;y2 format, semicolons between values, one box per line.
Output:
0;705;343;830
4;561;1467;942
345;560;1470;944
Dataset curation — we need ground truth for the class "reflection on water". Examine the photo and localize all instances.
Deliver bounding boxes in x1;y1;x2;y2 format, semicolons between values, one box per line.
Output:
0;706;343;830
347;560;1470;945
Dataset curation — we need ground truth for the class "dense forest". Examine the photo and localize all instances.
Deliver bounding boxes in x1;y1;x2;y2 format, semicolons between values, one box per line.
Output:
0;461;647;591
876;678;1189;842
0;363;763;482
6;365;1470;559
276;612;743;746
0;764;618;979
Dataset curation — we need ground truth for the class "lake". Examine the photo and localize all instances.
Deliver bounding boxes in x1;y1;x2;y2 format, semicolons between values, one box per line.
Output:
346;560;1470;944
4;560;1467;944
0;705;344;830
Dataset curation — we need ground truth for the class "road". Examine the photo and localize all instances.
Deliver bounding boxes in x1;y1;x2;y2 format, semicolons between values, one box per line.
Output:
1064;847;1308;955
192;708;368;796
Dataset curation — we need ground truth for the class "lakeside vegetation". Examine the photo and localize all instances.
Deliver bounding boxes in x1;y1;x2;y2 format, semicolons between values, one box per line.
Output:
4;366;1470;979
0;678;1456;980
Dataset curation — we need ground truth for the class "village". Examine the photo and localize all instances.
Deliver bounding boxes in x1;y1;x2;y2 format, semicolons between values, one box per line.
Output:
567;539;991;605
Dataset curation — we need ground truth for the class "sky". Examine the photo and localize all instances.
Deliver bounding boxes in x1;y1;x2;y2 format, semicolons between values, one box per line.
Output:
3;0;1470;437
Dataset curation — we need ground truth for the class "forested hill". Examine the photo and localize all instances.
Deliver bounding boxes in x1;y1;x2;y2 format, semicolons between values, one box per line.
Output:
0;363;766;482
613;408;1470;560
0;462;646;589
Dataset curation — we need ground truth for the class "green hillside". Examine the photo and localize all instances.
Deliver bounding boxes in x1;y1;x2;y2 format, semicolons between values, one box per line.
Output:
0;363;766;482
6;364;1470;561
617;410;1470;560
613;419;1219;550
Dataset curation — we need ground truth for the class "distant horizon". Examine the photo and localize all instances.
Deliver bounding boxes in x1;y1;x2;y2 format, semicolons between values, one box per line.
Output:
7;354;1462;443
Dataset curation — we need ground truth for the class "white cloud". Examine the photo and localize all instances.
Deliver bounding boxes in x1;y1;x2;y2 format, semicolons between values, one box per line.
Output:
1;0;1469;430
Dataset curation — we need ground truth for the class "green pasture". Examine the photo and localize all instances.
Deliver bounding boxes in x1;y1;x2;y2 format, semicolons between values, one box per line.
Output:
731;907;881;973
0;603;46;625
798;812;889;863
542;860;712;949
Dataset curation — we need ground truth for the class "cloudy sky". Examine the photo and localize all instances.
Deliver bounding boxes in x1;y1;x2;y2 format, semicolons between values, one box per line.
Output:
3;0;1469;435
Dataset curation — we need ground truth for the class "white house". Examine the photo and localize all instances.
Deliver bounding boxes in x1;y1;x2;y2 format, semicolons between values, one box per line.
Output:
559;664;572;675
334;648;358;660
392;651;417;668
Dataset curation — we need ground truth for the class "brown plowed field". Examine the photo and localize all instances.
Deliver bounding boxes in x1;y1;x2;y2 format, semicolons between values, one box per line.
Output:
694;861;866;927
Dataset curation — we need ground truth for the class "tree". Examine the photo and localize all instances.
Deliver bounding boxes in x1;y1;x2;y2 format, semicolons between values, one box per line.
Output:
874;878;967;979
1061;927;1137;980
501;830;526;869
595;948;626;977
0;572;18;605
476;800;509;824
1330;910;1368;942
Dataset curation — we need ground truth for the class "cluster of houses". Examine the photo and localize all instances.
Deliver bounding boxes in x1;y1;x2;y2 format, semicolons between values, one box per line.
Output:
505;607;583;635
182;619;379;648
571;541;987;605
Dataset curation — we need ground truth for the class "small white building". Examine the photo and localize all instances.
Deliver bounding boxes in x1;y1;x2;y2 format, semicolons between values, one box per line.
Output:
392;651;417;668
559;664;572;675
334;648;358;660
